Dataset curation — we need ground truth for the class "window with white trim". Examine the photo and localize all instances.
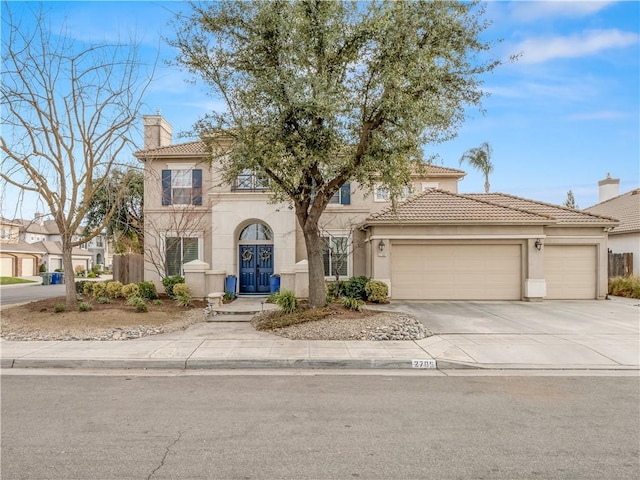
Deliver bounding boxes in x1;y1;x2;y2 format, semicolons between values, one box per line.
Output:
165;236;200;276
374;184;411;202
421;182;439;191
322;235;349;277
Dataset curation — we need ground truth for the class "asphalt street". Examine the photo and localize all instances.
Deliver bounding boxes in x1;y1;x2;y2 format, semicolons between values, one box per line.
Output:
0;283;65;305
2;373;639;479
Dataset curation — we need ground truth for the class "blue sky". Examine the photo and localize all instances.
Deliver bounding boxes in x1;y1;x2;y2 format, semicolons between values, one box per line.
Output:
2;0;639;219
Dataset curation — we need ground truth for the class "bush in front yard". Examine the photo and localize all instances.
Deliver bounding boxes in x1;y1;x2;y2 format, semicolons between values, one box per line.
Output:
272;289;297;313
609;276;640;299
137;281;158;300
121;283;140;299
345;276;369;300
106;281;123;299
162;275;185;299
365;280;389;304
173;283;192;307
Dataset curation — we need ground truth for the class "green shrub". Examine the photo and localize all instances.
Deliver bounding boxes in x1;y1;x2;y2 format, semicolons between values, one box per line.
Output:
272;289;297;314
96;296;111;304
223;292;235;303
609;276;640;299
135;299;148;313
82;282;94;296
121;283;140;299
162;275;184;299
78;302;93;312
342;296;365;312
326;280;347;299
54;303;65;313
365;280;389;304
75;280;90;295
39;263;47;273
87;271;97;278
345;276;369;300
91;264;102;276
91;282;107;298
151;299;163;306
173;283;192;307
137;281;158;300
106;281;123;299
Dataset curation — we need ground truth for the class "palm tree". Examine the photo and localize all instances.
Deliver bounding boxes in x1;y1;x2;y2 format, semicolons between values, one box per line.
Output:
459;142;494;193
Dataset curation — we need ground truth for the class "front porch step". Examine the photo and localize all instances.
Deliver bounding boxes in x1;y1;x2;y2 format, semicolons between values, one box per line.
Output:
206;314;255;323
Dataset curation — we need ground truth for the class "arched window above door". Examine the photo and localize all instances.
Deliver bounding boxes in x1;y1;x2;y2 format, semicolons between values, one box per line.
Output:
239;223;273;241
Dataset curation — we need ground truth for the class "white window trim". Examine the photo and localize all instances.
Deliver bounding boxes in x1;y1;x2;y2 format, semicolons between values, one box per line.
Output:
421;182;439;191
374;184;411;202
162;231;203;276
322;232;351;279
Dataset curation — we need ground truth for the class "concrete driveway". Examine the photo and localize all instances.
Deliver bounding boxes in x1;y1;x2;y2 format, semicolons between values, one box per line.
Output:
374;298;640;368
382;298;639;335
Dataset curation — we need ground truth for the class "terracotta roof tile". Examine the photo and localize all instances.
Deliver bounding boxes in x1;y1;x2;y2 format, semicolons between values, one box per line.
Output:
367;189;552;224
419;164;465;176
468;193;618;225
585;189;640;234
134;141;208;159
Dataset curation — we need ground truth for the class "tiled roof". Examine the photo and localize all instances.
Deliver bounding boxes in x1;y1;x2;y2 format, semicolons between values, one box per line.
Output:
366;189;553;224
36;241;93;257
0;240;47;254
134;141;208;159
468;193;618;225
418;164;466;176
585;189;640;234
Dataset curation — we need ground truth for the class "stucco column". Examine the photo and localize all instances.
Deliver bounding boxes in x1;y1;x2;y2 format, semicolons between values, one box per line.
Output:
183;259;209;300
524;238;546;301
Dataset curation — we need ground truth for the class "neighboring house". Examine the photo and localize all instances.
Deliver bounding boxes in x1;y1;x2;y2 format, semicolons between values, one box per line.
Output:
585;175;640;276
14;215;104;273
0;217;46;276
136;114;616;301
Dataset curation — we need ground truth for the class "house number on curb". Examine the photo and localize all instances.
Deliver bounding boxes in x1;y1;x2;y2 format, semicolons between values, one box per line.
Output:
412;359;436;369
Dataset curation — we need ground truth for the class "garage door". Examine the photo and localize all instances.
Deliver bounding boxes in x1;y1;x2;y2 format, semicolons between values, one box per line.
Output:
22;257;34;276
545;245;596;299
391;244;522;300
0;257;13;276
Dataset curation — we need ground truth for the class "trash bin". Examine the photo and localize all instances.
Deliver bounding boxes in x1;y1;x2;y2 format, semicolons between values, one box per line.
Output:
269;275;280;293
59;273;65;284
51;272;60;285
40;273;50;285
225;275;237;297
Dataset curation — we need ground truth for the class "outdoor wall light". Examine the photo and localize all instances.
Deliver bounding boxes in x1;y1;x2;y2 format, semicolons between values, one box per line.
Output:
378;239;386;252
534;239;543;251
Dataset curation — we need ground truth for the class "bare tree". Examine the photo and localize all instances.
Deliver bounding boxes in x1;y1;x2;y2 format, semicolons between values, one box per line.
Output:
0;4;153;307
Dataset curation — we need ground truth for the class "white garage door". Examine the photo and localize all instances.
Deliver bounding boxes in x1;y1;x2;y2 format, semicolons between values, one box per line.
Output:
22;257;34;276
545;245;596;299
0;257;14;276
391;244;522;300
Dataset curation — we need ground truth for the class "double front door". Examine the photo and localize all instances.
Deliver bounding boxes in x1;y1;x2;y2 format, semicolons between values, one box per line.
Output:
239;245;273;293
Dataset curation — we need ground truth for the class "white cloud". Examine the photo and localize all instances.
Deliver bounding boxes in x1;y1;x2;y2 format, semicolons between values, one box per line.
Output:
511;1;616;22
512;29;639;64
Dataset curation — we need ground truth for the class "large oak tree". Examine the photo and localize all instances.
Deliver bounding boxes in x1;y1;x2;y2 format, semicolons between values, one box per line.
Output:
172;0;501;307
1;4;152;307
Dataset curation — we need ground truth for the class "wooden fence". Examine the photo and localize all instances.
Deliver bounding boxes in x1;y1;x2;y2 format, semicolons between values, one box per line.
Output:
608;252;633;278
112;254;144;284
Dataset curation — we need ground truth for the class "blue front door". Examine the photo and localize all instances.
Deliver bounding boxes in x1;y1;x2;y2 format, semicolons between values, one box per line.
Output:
239;245;273;293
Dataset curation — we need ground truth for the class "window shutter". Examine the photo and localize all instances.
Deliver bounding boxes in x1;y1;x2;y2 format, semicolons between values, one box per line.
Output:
161;170;172;206
340;183;351;205
192;169;202;205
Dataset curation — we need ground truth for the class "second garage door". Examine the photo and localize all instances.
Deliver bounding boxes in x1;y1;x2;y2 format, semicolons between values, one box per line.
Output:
391;244;522;300
545;245;596;299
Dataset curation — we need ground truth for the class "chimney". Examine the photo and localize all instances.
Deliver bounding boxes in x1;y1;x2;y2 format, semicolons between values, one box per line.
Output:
598;173;620;203
143;111;173;150
34;212;45;225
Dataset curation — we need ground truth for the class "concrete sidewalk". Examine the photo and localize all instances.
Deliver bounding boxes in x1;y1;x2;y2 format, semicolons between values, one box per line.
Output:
1;297;638;371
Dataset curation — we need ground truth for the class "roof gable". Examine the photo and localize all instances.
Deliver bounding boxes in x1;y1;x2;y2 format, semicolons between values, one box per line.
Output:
467;193;618;225
585;189;640;234
366;189;553;224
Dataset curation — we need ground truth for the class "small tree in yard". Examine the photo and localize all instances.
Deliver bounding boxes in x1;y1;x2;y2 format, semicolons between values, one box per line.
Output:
171;0;502;307
0;4;153;308
0;3;149;309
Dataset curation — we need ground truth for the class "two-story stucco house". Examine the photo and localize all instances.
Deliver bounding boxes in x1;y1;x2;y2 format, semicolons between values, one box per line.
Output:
136;114;617;301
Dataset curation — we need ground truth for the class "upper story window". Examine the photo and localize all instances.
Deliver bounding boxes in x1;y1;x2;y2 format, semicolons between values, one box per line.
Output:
374;184;411;202
1;228;11;239
328;183;351;205
233;170;269;191
162;169;203;206
96;236;104;247
421;182;439;191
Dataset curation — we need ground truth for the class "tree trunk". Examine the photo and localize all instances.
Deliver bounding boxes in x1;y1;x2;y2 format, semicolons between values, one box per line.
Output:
302;225;327;309
61;239;78;309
